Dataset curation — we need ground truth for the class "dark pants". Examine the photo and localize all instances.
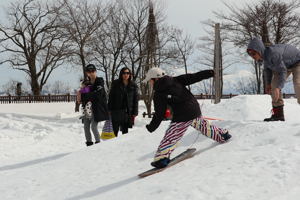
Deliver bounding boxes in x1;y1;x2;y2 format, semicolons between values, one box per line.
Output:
112;120;128;136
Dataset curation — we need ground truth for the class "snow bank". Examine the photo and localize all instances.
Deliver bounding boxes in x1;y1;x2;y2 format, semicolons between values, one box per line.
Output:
0;96;300;200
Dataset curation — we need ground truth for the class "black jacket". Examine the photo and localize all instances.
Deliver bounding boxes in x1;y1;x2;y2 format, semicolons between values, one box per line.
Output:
108;80;139;122
146;70;214;132
81;77;109;122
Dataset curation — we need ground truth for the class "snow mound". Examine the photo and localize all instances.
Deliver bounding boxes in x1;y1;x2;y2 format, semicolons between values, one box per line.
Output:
201;95;300;122
1;96;300;200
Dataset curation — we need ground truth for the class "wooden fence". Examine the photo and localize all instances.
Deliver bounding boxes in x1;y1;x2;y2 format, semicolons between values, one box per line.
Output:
194;93;238;99
0;93;296;104
0;94;76;104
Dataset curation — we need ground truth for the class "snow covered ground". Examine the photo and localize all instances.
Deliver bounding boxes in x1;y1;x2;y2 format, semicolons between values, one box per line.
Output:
0;95;300;200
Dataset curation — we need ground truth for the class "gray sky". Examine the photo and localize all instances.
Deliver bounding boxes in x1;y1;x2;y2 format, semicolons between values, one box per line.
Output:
0;0;258;91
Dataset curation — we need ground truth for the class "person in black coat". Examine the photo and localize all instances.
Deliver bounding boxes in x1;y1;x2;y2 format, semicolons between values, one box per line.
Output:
143;67;232;169
108;67;139;136
80;64;109;146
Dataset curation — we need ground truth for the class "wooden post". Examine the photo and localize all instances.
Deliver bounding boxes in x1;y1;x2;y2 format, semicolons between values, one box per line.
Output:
213;23;222;104
16;82;22;100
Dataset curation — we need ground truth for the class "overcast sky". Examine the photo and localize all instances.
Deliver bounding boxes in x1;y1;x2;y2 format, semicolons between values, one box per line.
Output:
0;0;260;91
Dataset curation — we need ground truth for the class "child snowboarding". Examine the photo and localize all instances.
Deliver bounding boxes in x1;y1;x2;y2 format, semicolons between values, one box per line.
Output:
143;67;231;169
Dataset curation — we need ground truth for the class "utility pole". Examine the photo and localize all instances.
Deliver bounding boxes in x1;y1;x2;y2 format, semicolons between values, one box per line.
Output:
213;23;222;104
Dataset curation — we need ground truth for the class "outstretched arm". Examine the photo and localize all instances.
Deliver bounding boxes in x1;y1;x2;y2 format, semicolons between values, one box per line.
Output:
174;70;214;86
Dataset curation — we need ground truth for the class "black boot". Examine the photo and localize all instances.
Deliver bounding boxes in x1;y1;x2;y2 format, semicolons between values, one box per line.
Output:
221;131;232;142
151;158;170;169
264;105;285;122
86;141;94;146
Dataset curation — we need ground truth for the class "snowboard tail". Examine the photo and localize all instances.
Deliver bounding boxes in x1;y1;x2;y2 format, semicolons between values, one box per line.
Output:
138;148;196;178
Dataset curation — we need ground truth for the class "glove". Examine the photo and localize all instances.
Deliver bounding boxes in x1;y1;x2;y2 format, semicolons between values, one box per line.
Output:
146;124;151;132
201;69;214;78
164;108;171;119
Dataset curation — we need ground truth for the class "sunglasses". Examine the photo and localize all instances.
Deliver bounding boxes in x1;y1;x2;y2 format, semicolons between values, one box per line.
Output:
122;72;130;75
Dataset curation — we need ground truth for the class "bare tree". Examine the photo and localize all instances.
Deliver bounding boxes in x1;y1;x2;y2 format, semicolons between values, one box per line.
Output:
122;0;169;80
0;0;70;96
50;80;71;94
194;79;213;95
121;0;152;82
92;2;129;89
198;20;237;67
57;0;107;78
168;27;195;90
197;21;237;95
1;79;20;95
234;76;258;94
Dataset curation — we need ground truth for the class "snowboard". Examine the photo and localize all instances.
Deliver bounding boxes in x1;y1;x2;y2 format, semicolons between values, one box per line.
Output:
138;148;196;178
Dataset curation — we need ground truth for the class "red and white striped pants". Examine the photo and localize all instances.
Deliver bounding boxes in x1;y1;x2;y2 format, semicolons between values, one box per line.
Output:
154;116;228;161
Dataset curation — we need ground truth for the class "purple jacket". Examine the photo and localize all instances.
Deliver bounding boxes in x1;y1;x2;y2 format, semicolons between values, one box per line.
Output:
80;85;92;94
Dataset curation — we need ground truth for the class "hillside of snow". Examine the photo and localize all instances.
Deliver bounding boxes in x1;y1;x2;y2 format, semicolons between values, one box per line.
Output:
0;95;300;200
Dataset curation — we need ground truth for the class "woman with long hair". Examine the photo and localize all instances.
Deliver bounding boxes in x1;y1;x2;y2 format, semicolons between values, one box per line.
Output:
108;67;139;136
